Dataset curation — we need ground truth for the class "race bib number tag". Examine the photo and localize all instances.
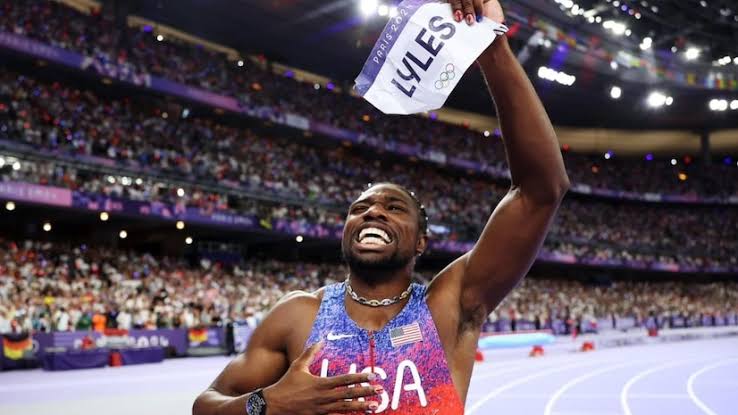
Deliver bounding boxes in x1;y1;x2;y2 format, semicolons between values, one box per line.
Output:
355;0;507;115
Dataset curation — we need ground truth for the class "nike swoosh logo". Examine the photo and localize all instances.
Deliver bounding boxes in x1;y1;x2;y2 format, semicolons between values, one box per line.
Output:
326;333;355;341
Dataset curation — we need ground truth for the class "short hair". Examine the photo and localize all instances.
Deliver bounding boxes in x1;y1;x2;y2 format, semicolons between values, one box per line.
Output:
364;182;429;236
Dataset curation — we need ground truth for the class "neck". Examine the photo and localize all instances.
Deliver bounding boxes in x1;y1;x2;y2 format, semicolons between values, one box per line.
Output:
347;267;412;300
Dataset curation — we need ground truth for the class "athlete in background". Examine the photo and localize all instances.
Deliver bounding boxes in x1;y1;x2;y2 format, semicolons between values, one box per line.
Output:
193;0;569;413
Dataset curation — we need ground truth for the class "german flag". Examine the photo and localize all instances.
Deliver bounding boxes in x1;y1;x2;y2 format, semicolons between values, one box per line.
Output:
3;333;33;360
188;328;208;344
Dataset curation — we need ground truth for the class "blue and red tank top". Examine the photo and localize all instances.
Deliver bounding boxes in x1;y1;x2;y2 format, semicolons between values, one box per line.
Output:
306;281;464;414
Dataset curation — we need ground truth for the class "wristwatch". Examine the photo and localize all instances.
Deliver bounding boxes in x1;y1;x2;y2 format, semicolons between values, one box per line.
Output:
245;388;267;415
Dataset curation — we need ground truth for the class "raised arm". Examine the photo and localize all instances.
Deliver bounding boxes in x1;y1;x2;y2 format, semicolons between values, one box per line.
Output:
461;30;569;311
434;0;569;321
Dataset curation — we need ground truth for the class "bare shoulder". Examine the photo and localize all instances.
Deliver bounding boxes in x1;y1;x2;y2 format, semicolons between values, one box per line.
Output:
274;288;325;308
261;287;327;362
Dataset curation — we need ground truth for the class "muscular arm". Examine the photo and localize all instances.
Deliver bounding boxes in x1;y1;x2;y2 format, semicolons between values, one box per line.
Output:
459;35;570;314
192;293;311;415
429;32;569;334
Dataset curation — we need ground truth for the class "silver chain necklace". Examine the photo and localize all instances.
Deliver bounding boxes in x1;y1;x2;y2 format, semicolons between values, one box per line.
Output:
345;278;412;307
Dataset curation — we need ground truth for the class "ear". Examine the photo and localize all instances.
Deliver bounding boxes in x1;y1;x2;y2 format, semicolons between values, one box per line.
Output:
415;233;428;257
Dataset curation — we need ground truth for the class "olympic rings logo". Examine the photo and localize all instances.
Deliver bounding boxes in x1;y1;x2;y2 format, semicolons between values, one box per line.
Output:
434;63;456;90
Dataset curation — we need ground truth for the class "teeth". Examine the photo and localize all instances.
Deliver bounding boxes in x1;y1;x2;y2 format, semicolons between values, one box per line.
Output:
359;236;387;246
359;227;391;243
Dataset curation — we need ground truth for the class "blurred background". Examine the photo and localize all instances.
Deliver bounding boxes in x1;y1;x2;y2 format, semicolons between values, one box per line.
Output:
0;0;736;414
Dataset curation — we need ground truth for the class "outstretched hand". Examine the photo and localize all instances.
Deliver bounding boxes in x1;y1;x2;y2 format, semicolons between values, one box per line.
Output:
447;0;505;25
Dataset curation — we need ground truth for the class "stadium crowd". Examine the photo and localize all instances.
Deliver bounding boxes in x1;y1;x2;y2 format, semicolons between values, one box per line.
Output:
2;0;738;198
1;237;736;335
493;277;738;332
0;238;336;334
1;69;737;269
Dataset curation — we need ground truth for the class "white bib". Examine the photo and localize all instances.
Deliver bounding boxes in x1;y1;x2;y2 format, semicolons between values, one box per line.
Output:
355;0;507;115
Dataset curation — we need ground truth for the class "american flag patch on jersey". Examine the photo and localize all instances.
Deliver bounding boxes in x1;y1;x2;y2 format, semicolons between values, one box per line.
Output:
390;322;423;348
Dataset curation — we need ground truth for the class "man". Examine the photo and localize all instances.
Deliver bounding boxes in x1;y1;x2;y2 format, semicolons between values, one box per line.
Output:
193;0;569;413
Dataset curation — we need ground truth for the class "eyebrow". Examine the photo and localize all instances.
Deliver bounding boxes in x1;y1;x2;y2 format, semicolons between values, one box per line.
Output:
351;195;410;207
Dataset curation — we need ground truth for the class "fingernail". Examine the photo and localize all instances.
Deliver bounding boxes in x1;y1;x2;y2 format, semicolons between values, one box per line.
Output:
369;402;379;410
373;385;384;394
454;11;463;22
367;373;376;381
476;14;483;23
466;14;474;25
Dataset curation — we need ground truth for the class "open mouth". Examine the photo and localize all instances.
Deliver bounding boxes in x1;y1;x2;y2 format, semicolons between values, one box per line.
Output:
355;226;393;246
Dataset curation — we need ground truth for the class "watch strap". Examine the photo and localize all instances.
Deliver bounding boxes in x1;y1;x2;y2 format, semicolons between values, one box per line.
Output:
245;388;267;415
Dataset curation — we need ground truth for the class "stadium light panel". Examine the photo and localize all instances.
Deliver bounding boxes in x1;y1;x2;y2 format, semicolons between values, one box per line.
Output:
538;66;576;86
377;4;389;16
176;221;185;230
5;201;15;211
185;237;193;245
647;91;668;108
389;6;399;17
359;0;379;17
602;20;627;36
710;99;728;111
43;222;52;232
119;230;128;239
100;212;109;221
296;235;304;243
685;47;700;60
610;86;622;99
730;100;738;110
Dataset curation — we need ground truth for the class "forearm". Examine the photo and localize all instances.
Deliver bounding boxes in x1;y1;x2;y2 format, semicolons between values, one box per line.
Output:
477;36;570;203
193;389;251;415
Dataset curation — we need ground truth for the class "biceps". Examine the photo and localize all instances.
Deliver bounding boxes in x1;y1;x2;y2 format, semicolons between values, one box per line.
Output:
464;190;559;307
212;344;289;396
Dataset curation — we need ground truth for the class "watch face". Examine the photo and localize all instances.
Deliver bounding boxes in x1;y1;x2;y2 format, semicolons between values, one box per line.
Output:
247;392;266;415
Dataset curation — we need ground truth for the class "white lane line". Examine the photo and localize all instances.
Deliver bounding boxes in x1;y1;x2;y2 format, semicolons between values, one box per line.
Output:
0;369;219;392
686;358;738;415
620;359;704;415
544;361;639;415
466;360;598;415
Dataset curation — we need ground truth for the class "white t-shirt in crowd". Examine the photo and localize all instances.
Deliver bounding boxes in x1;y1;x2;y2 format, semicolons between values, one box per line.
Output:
56;311;70;331
117;311;132;330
